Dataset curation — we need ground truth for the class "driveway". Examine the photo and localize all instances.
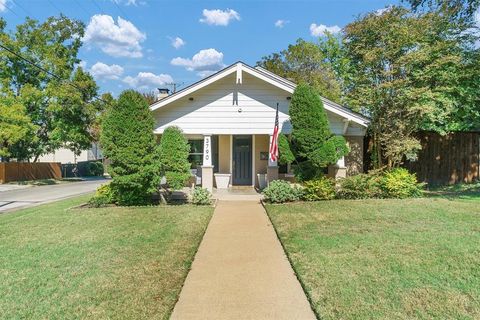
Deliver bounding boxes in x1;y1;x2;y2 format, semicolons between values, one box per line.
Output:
0;179;107;213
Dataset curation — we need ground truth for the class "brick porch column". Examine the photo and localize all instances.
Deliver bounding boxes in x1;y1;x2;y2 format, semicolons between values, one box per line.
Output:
202;134;214;192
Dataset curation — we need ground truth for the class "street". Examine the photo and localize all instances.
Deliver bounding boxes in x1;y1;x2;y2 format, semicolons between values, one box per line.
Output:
0;179;107;213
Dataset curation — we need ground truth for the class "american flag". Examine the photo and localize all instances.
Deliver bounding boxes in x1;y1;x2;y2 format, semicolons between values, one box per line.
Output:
269;103;279;162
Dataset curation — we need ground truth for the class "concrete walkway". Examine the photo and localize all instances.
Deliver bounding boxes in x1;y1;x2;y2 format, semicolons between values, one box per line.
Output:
171;200;316;320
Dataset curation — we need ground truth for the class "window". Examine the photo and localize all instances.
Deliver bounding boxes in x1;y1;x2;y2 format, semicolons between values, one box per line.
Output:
279;163;288;174
188;136;219;172
188;140;203;169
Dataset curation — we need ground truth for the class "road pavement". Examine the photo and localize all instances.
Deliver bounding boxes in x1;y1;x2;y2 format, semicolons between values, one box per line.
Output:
0;179;107;213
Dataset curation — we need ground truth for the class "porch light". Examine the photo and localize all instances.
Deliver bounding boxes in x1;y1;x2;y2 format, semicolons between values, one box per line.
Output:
286;96;291;100
189;97;194;101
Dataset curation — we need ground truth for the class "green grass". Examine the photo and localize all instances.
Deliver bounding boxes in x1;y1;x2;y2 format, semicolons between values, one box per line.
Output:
266;198;480;319
426;181;480;201
0;195;214;319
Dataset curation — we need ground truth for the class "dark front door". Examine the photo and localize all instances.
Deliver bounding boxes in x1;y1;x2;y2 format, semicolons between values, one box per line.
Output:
232;135;252;185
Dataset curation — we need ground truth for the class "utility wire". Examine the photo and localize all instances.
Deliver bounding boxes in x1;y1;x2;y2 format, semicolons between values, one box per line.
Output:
47;0;63;14
73;0;93;17
10;0;32;17
91;0;103;13
3;1;21;18
112;0;132;21
0;42;112;106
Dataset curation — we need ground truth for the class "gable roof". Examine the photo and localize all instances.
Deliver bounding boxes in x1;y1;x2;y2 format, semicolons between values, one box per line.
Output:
150;61;369;127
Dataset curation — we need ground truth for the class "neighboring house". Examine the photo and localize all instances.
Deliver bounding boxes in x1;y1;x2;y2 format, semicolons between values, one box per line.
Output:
36;143;102;164
150;61;369;191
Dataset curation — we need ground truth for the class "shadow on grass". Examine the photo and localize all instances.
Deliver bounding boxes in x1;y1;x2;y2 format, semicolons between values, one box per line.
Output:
425;182;480;201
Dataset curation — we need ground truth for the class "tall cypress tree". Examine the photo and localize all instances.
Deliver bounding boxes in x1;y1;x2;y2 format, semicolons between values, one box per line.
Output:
100;90;160;205
289;83;349;180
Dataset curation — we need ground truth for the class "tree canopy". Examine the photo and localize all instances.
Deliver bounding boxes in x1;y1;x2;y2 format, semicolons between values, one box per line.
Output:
257;39;342;103
0;16;102;161
343;6;479;167
259;1;479;169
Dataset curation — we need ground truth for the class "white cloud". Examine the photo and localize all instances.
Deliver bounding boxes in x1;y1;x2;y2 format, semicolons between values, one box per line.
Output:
475;8;480;27
200;9;240;26
0;0;9;12
83;14;146;58
171;37;186;49
375;6;393;16
123;72;173;89
309;23;341;37
78;60;87;70
171;48;225;77
90;62;124;80
275;19;289;28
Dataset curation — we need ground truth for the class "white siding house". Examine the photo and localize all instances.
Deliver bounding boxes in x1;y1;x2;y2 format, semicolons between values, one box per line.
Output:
150;62;369;191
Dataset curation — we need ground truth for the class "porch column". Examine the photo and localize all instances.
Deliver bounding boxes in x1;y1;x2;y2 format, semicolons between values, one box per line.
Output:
328;156;347;180
201;134;214;192
267;134;279;184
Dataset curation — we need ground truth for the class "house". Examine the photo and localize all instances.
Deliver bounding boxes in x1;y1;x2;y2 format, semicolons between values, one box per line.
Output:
35;143;102;164
150;62;369;191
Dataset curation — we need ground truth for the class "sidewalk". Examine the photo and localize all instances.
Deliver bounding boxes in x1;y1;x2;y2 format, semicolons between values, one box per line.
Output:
171;200;316;320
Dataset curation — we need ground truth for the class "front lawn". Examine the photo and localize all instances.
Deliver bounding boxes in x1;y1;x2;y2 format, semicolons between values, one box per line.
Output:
266;198;480;319
0;195;213;319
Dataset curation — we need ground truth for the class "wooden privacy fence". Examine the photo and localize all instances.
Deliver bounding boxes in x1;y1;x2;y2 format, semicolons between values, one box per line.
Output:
0;162;62;184
404;132;480;185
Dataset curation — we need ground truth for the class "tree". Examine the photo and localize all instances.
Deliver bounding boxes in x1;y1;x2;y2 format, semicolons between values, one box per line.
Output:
100;90;160;205
142;91;157;105
49;67;99;159
343;6;479;167
0;16;101;161
257;39;342;103
0;95;37;159
288;84;349;180
406;0;479;19
157;126;191;191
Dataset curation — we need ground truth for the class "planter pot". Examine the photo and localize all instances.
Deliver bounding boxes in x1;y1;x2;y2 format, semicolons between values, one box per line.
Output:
257;173;267;190
214;173;231;189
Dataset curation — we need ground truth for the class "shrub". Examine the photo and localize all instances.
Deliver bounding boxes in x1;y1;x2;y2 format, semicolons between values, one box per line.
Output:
278;133;295;165
302;177;335;201
191;187;212;205
85;161;104;176
100;90;160;206
288;84;349;180
381;168;423;198
337;173;384;199
262;180;302;203
88;184;116;207
158;126;191;191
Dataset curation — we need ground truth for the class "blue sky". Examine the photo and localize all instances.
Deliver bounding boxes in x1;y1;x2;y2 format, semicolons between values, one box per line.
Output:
0;0;399;95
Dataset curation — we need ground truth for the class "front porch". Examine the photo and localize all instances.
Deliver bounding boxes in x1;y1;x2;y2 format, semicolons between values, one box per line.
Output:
189;134;350;192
